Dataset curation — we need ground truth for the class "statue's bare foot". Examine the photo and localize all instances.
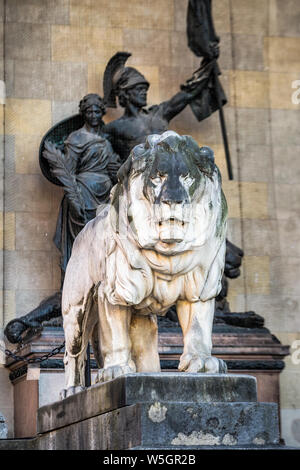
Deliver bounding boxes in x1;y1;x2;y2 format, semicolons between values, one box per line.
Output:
60;385;85;400
95;363;136;384
178;354;227;373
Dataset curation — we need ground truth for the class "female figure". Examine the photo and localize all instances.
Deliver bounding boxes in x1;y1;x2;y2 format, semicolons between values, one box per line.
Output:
5;94;121;344
45;93;121;274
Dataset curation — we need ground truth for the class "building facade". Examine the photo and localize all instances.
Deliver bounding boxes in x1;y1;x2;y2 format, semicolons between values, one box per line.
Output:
0;0;300;446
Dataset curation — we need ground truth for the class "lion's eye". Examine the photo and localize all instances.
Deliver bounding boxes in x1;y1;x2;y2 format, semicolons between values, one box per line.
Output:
180;174;194;187
151;174;165;185
151;177;161;185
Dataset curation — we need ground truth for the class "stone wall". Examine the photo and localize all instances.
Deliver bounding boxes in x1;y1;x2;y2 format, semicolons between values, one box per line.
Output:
0;0;14;439
1;0;300;445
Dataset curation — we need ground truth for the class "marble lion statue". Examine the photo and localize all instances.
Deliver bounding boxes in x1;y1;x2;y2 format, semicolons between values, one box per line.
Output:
61;131;228;397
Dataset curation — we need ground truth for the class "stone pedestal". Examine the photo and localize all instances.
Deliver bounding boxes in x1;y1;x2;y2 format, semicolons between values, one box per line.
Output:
36;373;280;450
5;326;289;438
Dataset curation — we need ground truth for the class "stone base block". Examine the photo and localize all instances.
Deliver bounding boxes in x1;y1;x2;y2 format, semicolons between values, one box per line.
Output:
37;401;279;450
36;373;280;450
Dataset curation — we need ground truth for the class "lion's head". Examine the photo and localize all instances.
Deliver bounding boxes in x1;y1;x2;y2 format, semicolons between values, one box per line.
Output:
101;131;227;307
112;131;227;256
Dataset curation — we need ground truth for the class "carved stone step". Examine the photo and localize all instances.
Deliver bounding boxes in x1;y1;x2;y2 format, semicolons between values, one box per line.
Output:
36;373;280;450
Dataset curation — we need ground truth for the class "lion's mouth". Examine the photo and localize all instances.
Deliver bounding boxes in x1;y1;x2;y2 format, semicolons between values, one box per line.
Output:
158;217;187;243
159;217;185;226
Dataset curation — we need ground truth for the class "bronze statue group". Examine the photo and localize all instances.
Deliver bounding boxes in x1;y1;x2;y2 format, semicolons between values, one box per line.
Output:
5;48;246;344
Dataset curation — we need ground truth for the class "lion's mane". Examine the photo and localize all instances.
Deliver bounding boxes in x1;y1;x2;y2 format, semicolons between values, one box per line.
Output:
96;132;227;311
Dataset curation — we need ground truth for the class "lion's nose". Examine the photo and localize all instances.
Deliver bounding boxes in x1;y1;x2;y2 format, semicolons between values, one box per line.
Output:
159;184;189;205
161;196;184;205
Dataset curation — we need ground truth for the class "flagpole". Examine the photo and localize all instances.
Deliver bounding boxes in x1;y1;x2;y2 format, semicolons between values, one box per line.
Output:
213;64;233;180
186;0;234;181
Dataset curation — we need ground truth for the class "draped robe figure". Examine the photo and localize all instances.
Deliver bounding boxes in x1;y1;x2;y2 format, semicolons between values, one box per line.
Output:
53;126;119;274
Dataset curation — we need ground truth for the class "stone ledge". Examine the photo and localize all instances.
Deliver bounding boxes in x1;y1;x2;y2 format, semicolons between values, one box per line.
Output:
37;373;257;434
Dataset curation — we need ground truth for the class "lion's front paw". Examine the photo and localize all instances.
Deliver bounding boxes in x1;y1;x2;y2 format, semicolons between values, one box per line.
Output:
178;354;227;373
95;363;136;384
60;385;85;400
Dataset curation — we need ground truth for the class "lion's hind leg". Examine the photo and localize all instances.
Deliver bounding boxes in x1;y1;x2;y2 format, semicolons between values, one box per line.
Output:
61;291;97;398
95;299;136;383
130;313;161;373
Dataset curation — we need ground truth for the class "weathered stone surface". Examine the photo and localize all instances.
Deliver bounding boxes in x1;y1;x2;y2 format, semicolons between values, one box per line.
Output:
281;409;300;448
0;439;36;450
172;106;235;147
265;37;300;72
274;183;300;221
278;217;300;258
51;101;78;125
222;181;241;219
15;135;42;174
271;110;300;147
4;250;53;290
231;0;269;35
4;212;15;251
51;62;87;101
212;0;230;34
240;182;269;219
5;99;52;136
236;108;271;146
15;289;57;318
36;399;280;450
38;373;257;434
3;289;15;324
11;61;87;102
140;401;279;448
174;0;188;32
243;256;270;295
230;71;269;109
238;144;273;183
0;412;7;438
5;0;70;24
52;25;123;63
242;219;279;256
248;296;300;333
269;72;299;110
170;31;198;69
5;174;53;214
270;257;300;297
35;372;281;450
11;60;52;100
123;29;171;67
233;34;264;71
280;369;300;409
270;0;300;37
15;212;56;252
273;145;300;184
5;23;51;61
70;0;174;30
37;405;141;450
0;367;13;438
217;33;233;71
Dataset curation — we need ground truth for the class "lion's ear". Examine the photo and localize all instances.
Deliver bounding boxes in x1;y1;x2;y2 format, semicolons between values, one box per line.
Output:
195;146;216;177
130;143;149;173
199;146;214;163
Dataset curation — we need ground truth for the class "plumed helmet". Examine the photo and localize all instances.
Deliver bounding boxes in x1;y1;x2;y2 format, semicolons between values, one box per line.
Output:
103;52;149;108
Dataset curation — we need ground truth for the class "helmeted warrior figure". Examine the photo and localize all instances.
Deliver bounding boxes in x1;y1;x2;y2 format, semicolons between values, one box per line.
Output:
103;52;221;162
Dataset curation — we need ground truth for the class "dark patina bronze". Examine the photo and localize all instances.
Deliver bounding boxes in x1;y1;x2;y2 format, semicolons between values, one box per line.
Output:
5;94;121;344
